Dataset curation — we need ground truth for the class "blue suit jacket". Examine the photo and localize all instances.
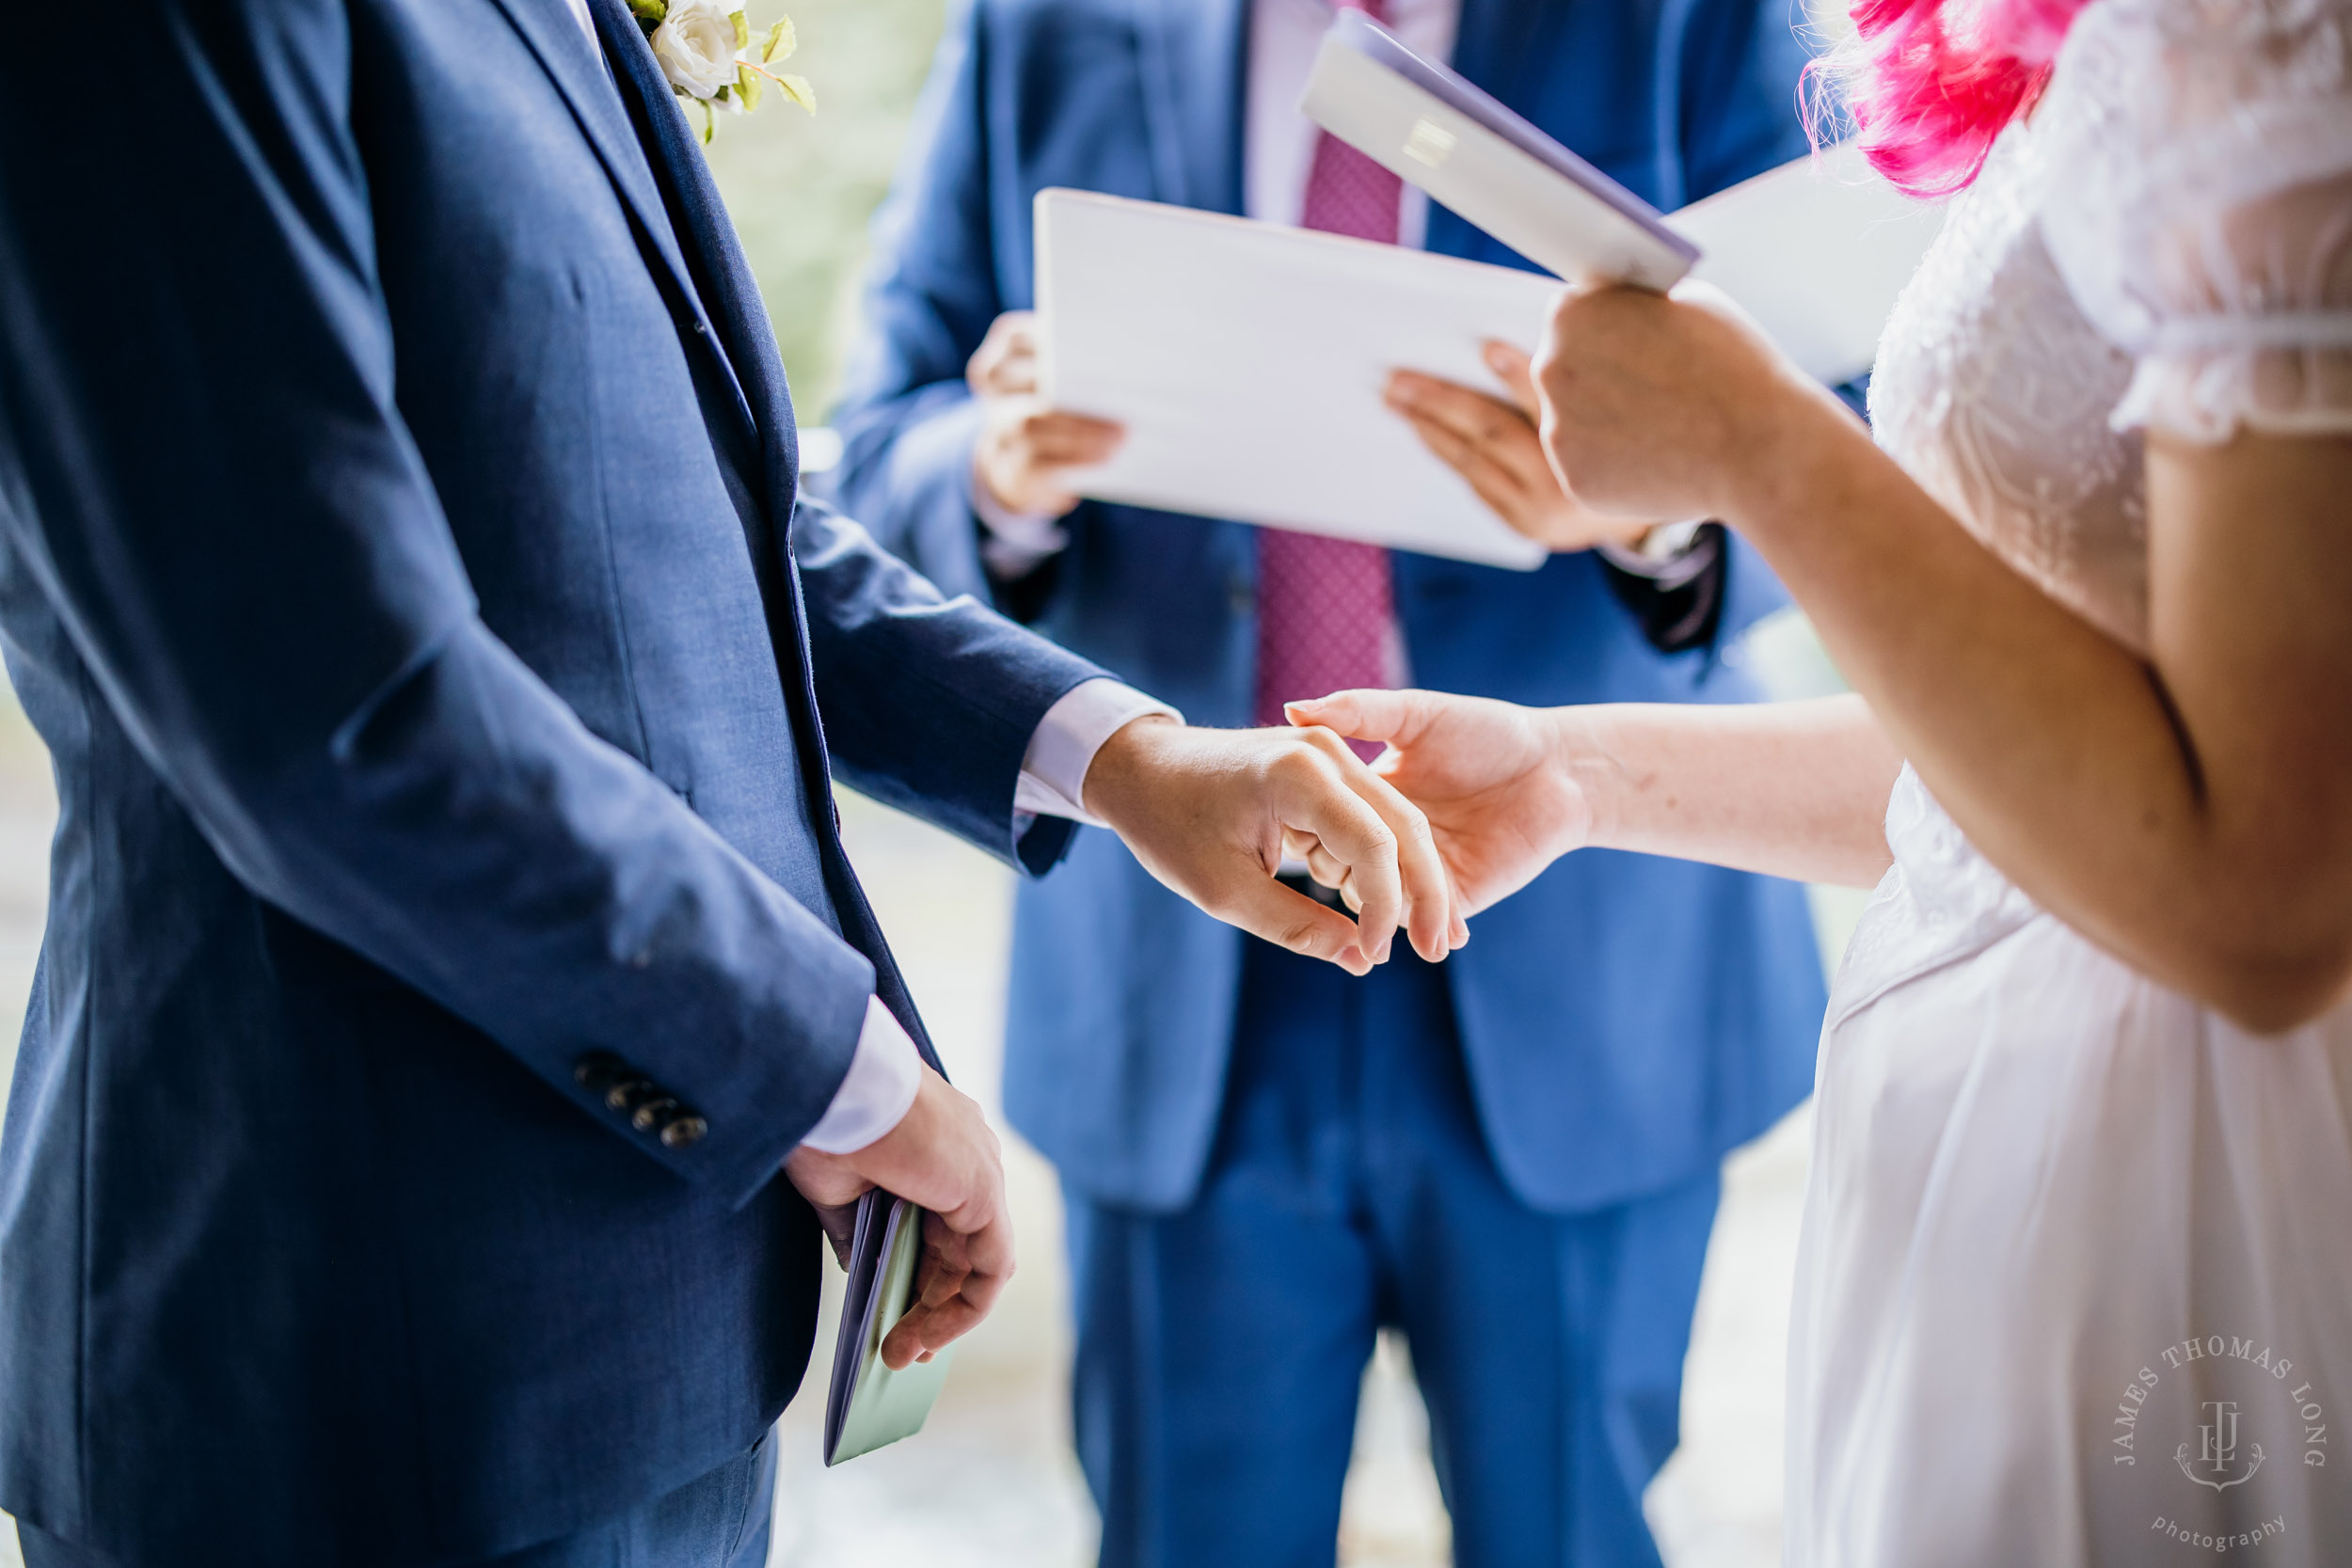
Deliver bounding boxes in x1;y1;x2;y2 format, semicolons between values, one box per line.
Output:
828;0;1831;1215
0;0;1103;1560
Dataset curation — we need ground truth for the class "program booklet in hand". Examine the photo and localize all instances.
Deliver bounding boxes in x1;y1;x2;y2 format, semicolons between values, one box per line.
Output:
1301;7;1700;292
822;1189;954;1465
1302;8;1945;385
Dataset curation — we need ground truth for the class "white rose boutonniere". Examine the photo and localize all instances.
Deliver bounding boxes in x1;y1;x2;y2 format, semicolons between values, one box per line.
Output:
628;0;815;143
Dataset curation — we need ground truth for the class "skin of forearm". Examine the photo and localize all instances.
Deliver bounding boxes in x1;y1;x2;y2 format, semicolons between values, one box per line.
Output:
1562;694;1903;889
1722;388;2352;1030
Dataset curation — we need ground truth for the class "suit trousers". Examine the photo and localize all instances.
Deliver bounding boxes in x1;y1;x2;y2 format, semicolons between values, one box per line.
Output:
16;1432;775;1568
1064;939;1721;1568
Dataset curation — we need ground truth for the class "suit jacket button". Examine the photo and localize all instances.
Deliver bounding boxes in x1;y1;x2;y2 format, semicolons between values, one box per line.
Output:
630;1096;681;1132
574;1051;627;1091
605;1076;658;1113
659;1113;708;1148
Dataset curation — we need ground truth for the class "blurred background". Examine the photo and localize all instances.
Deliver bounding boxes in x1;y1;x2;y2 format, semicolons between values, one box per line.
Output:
0;2;1863;1560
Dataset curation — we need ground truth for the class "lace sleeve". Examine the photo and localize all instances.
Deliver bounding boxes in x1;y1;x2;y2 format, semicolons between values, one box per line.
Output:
2038;0;2352;443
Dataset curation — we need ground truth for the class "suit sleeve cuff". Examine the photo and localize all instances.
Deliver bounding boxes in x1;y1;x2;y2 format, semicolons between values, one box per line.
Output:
797;994;925;1154
970;460;1070;580
1013;678;1182;828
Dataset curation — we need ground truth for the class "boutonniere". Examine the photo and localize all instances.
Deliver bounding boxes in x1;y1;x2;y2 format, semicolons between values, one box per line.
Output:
628;0;815;143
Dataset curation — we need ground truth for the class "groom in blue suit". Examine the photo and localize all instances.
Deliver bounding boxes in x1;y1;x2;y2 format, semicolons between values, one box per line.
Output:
829;1;1831;1563
0;0;1460;1562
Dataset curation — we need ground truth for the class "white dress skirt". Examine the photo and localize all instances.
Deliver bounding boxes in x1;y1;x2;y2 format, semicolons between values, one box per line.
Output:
1781;0;2352;1561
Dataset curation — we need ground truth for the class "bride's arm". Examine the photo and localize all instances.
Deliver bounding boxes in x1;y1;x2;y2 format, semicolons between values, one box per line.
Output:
1533;288;2352;1032
1286;689;1901;913
1565;694;1901;888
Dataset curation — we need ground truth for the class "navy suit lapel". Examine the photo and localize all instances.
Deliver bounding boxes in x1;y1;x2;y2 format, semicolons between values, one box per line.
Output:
585;0;797;492
484;0;707;336
1135;0;1248;214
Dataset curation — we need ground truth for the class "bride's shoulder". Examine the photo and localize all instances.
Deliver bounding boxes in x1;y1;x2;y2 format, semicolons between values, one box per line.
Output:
2039;0;2349;206
2054;0;2350;112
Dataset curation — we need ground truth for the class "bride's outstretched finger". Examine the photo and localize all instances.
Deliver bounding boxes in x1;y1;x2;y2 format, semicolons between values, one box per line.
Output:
1285;689;1432;757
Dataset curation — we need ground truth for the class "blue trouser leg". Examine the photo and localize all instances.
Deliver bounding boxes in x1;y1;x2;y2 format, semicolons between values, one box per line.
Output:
1066;939;1720;1568
18;1431;776;1568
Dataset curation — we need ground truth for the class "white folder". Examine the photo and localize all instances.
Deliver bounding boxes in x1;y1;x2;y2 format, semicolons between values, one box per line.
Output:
1036;189;1559;570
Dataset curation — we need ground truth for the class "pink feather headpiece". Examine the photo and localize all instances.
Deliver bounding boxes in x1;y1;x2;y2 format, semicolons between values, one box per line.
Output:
1816;0;2090;198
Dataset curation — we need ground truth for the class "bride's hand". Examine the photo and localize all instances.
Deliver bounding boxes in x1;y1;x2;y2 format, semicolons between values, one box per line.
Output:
1533;280;1845;525
1283;689;1593;921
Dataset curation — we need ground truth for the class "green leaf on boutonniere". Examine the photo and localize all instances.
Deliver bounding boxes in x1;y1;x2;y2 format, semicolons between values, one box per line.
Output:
773;71;815;113
760;16;795;62
730;9;751;48
734;62;765;112
627;0;666;22
697;96;715;143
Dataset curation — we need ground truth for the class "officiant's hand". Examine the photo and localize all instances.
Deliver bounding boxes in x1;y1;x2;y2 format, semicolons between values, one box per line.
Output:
968;309;1124;517
784;1068;1012;1370
1082;716;1463;973
1285;689;1594;919
1385;343;1656;553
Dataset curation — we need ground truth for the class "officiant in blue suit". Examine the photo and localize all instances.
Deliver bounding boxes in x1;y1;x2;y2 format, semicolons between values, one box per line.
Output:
828;1;1832;1563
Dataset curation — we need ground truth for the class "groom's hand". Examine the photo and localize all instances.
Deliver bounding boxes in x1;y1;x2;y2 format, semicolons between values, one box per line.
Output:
784;1068;1012;1370
1286;689;1596;920
1080;717;1459;973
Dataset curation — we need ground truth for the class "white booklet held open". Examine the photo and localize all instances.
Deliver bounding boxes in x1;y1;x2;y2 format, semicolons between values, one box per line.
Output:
1037;191;1560;571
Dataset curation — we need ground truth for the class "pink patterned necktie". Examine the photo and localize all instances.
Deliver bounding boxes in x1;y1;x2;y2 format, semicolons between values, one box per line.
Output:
1253;0;1400;756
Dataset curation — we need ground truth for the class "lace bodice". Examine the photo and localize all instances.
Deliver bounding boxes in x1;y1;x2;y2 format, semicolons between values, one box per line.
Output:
1867;0;2352;655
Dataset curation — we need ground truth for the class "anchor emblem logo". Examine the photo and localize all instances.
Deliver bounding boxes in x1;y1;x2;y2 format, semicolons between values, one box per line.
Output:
2175;1400;2265;1491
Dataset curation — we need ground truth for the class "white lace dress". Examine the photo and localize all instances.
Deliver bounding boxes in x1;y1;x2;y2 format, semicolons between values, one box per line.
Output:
1786;0;2352;1562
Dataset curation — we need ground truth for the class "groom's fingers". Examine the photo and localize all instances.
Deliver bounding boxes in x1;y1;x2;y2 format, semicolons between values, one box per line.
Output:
1289;725;1452;962
1267;745;1406;964
881;1209;1014;1369
1220;874;1379;974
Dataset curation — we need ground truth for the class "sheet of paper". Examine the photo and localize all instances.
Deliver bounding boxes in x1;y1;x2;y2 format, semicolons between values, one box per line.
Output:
1036;189;1556;570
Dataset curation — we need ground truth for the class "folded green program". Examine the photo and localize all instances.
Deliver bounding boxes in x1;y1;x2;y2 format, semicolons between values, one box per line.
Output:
823;1190;956;1465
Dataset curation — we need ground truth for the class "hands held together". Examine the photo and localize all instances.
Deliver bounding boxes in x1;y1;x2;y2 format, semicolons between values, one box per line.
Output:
784;711;1485;1370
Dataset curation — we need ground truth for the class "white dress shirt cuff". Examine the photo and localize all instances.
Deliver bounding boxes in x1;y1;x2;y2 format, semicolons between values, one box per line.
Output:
799;994;926;1155
1597;518;1713;587
970;461;1071;580
1015;678;1183;828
